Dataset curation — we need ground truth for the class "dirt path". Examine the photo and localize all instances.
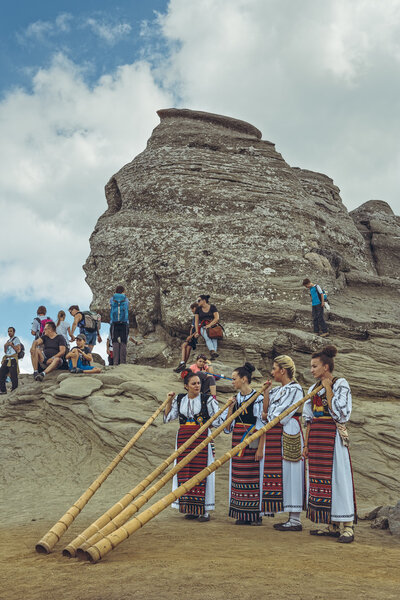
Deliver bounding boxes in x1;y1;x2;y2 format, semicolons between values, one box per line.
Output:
1;514;399;600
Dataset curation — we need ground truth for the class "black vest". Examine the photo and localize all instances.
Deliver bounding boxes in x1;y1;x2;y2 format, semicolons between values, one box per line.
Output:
176;393;210;425
234;391;257;425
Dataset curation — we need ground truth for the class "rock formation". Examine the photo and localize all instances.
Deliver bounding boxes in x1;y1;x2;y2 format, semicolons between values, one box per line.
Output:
82;108;399;504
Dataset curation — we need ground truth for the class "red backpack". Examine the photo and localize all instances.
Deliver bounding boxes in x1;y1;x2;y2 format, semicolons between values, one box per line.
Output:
35;317;54;337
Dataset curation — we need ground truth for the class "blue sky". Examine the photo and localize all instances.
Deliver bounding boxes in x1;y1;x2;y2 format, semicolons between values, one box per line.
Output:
1;0;399;370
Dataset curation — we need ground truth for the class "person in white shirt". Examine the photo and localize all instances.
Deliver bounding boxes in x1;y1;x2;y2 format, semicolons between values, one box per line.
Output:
0;327;21;393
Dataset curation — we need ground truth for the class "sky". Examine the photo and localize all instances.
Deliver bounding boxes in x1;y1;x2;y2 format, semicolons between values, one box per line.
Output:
1;0;399;370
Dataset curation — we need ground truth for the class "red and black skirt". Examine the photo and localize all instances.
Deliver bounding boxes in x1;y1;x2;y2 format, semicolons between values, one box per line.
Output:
229;423;262;522
176;425;209;515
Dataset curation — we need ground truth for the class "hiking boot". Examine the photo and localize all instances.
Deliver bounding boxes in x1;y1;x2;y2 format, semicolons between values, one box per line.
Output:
0;391;6;395
69;367;77;373
210;351;219;361
174;362;186;373
320;332;329;337
36;372;45;382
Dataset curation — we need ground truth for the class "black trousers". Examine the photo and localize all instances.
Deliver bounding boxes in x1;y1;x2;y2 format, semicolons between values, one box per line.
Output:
312;304;328;334
0;358;18;392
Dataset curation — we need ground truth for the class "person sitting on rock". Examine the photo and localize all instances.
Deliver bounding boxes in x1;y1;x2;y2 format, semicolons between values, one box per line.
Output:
174;302;198;373
0;327;21;394
69;305;102;351
189;353;214;375
66;334;102;374
302;278;329;337
194;295;220;361
31;322;66;381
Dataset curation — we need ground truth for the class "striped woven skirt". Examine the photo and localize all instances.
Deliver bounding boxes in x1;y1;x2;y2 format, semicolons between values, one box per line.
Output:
307;417;336;524
176;425;209;515
262;423;284;513
229;423;262;522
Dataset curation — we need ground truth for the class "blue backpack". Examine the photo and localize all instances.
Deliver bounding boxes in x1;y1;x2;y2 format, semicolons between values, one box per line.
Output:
110;294;129;323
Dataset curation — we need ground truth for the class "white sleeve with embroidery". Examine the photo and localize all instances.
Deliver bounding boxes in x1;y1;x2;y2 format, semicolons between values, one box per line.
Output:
268;384;303;426
207;396;226;428
163;397;179;423
330;378;352;423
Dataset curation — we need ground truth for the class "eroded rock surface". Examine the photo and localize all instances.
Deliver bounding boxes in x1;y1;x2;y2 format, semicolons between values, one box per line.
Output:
81;109;399;507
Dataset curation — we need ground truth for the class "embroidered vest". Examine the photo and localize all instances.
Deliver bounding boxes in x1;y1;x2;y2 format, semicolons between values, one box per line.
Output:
176;393;210;425
234;390;257;425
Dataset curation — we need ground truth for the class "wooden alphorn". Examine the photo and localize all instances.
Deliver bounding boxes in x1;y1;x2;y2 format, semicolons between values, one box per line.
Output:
84;385;322;562
73;384;268;556
63;393;235;557
35;396;170;554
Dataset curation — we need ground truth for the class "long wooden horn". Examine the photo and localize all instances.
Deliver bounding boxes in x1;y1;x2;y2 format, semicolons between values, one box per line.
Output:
62;393;235;557
73;384;268;557
84;384;322;562
35;396;170;554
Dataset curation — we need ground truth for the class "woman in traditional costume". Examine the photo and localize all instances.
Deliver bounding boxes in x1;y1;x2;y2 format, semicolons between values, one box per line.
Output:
164;369;224;522
303;345;356;543
260;355;305;531
224;362;265;525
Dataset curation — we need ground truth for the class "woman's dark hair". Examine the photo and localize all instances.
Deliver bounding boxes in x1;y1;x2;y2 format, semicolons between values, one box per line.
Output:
115;285;125;294
190;302;198;309
37;305;47;315
68;305;80;312
198;294;210;302
311;345;338;372
182;368;200;386
234;362;255;382
196;354;207;361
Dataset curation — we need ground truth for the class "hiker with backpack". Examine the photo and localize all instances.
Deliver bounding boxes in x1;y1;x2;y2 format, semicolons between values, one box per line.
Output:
110;285;129;365
302;278;329;337
0;327;22;394
69;305;102;351
30;321;66;381
31;306;53;339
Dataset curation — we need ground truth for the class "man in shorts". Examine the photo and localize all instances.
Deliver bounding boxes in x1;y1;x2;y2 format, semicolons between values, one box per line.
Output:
66;334;102;374
31;321;66;381
69;305;102;351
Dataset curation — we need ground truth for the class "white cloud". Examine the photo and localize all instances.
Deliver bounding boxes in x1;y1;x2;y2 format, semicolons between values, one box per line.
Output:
155;0;400;213
0;53;173;304
85;18;132;45
19;13;73;42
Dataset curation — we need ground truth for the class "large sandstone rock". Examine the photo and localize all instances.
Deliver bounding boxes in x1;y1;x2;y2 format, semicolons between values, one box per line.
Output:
350;200;400;278
81;109;400;508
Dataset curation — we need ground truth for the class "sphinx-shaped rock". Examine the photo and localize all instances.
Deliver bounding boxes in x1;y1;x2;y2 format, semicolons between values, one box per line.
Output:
85;109;376;333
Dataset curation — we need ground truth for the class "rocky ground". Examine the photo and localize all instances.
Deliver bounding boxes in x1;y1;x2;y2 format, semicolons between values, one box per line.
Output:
0;365;399;599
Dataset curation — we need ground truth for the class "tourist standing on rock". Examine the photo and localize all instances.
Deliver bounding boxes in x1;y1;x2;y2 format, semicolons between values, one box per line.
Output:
69;305;102;351
224;363;265;525
260;355;305;531
31;306;53;339
302;278;329;337
30;322;66;381
110;285;129;365
303;345;356;543
0;327;21;394
56;310;73;349
164;370;225;521
194;295;220;361
66;334;102;374
174;302;199;373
